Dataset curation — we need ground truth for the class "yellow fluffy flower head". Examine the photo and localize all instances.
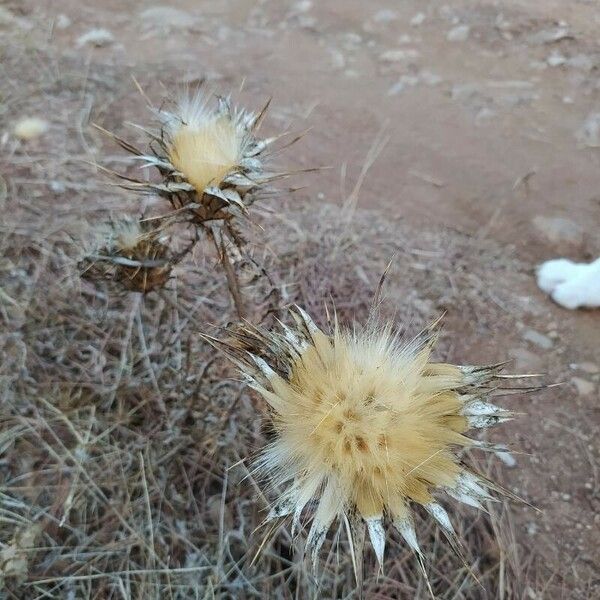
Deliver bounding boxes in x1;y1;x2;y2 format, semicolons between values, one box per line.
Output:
226;306;522;571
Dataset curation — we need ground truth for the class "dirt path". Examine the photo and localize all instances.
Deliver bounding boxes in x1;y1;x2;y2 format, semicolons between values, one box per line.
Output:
7;0;600;596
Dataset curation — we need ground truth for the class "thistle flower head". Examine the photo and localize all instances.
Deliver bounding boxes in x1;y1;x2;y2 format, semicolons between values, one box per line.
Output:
225;307;528;572
163;94;250;194
106;89;284;227
82;218;174;293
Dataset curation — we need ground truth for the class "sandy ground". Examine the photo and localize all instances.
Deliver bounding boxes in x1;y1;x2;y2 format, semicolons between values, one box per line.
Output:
3;0;600;597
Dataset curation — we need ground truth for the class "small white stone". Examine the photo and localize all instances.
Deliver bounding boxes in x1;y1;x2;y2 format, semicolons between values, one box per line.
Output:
420;71;442;85
577;113;600;147
14;117;49;140
373;9;397;24
509;348;543;371
388;75;419;95
56;14;72;29
532;216;584;245
0;6;15;26
379;48;420;62
571;377;595;396
294;0;312;12
77;28;114;48
547;51;566;67
139;6;197;31
446;24;470;42
475;107;496;124
522;329;553;350
567;54;595;71
410;12;426;27
528;27;570;45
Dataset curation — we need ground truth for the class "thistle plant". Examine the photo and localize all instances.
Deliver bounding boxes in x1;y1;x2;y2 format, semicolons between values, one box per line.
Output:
220;305;533;581
90;89;296;309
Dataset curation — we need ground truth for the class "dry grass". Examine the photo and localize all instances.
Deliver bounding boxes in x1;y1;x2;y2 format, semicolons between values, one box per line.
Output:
0;198;537;599
0;30;545;600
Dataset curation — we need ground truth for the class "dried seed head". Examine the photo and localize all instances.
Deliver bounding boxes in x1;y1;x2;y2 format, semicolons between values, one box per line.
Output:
224;307;531;572
82;218;174;294
106;90;286;227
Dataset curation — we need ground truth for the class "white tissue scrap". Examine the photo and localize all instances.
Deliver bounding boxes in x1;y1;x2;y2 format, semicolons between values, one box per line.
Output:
537;257;600;309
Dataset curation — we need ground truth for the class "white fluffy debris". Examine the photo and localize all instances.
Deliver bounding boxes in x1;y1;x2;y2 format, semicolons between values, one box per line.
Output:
76;28;114;48
537;257;600;309
13;117;49;141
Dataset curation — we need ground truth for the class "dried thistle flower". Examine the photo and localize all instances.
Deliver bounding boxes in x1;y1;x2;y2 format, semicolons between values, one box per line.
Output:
81;217;179;293
101;90;286;227
222;306;533;576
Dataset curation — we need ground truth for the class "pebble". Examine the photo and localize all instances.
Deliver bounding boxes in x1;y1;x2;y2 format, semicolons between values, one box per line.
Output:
532;215;584;245
571;377;595;396
547;51;566;67
528;27;571;45
577;113;600;148
139;6;197;31
0;6;15;26
410;13;426;27
76;28;114;48
522;329;553;350
14;117;49;141
56;14;72;29
509;348;543;371
293;0;312;12
475;107;496;124
373;9;398;24
379;49;420;62
567;54;595;71
388;71;442;95
446;24;470;42
49;181;66;194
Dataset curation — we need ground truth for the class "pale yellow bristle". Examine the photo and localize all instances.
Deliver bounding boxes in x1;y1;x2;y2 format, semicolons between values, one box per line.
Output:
112;220;144;252
168;117;241;193
269;328;467;519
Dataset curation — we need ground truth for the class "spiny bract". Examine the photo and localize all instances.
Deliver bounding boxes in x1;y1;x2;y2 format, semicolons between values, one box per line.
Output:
225;306;526;573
